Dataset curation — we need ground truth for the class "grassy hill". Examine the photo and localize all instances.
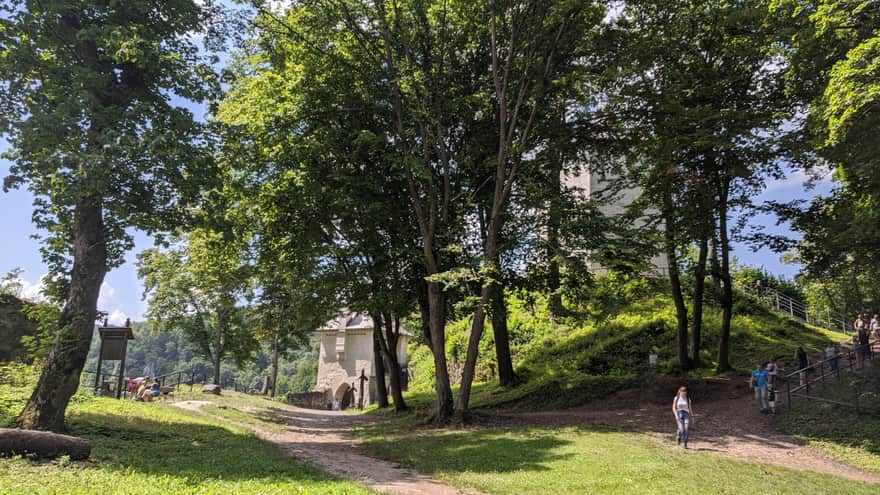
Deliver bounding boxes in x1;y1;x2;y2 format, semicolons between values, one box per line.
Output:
402;275;846;412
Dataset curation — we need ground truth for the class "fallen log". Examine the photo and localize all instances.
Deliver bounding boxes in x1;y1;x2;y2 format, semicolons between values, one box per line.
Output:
0;428;91;460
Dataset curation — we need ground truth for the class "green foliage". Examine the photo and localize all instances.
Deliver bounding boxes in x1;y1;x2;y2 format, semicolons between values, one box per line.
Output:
0;395;372;494
769;1;880;316
138;228;258;374
0;0;220;299
404;274;845;412
19;301;61;363
731;263;803;301
356;425;878;495
280;342;320;395
0;293;38;363
0;362;38;427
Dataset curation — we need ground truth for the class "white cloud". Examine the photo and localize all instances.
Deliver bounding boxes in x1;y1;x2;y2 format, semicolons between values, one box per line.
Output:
761;165;834;197
98;281;129;326
20;276;47;301
763;168;812;193
107;308;129;327
97;281;117;309
1;274;48;302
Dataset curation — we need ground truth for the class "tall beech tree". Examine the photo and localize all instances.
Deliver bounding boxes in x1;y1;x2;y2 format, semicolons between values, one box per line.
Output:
0;0;219;431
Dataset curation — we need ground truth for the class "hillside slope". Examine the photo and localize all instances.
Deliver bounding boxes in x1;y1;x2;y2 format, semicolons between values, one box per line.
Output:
403;275;846;412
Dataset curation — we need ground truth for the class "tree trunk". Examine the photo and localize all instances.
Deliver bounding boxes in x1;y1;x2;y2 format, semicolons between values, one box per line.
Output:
709;232;721;289
426;281;453;421
372;318;389;408
380;314;407;412
416;275;433;352
456;285;492;416
18;196;107;432
716;179;733;372
212;322;222;386
690;236;709;367
491;282;515;386
546;200;564;319
0;428;91;460
665;213;690;371
547;141;565;320
270;334;280;400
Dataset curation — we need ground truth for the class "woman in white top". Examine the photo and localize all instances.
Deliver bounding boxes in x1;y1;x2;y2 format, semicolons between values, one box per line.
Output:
672;386;695;449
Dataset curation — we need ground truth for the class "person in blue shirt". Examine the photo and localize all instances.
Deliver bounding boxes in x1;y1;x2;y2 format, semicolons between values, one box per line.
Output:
750;363;770;413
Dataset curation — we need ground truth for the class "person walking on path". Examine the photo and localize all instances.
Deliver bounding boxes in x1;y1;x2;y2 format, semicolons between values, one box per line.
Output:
825;342;839;372
766;357;779;387
795;346;809;386
871;314;880;340
857;319;871;364
672;386;695;449
750;363;770;413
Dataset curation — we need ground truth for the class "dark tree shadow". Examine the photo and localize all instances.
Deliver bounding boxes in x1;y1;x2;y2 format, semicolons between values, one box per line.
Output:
357;424;575;474
37;411;341;483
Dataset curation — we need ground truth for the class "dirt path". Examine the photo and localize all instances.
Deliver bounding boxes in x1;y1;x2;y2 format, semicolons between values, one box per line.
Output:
175;377;879;491
174;401;475;495
496;381;880;484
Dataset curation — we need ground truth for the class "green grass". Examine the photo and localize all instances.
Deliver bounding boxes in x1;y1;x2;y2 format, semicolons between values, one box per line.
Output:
200;403;289;432
0;362;40;428
0;396;372;494
777;367;880;475
397;278;848;415
356;424;879;495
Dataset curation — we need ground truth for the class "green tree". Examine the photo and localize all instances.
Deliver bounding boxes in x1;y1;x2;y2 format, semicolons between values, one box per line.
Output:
138;227;257;386
225;0;486;421
455;0;608;415
611;0;790;371
769;0;880;314
0;0;219;431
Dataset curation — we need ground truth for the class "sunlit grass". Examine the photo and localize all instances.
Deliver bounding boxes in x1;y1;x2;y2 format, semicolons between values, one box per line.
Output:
356;424;879;495
0;396;372;495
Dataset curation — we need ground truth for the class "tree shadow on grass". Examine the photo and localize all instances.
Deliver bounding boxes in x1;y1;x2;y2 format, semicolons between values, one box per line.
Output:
360;426;575;474
60;411;340;484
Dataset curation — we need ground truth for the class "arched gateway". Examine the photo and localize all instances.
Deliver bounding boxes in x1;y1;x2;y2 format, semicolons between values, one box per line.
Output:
313;311;410;408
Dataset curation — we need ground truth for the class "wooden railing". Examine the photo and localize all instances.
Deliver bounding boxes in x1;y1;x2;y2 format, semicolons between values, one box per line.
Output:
81;368;213;398
783;337;879;413
738;283;848;333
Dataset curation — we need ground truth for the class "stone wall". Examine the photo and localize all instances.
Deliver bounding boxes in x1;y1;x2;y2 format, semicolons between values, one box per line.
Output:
286;391;329;409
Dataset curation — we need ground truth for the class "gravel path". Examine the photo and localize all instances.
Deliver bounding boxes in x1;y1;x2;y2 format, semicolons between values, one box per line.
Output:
174;401;476;495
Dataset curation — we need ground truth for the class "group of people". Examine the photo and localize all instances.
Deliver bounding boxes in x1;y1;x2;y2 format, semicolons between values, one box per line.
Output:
671;355;787;449
668;314;879;451
127;376;162;402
